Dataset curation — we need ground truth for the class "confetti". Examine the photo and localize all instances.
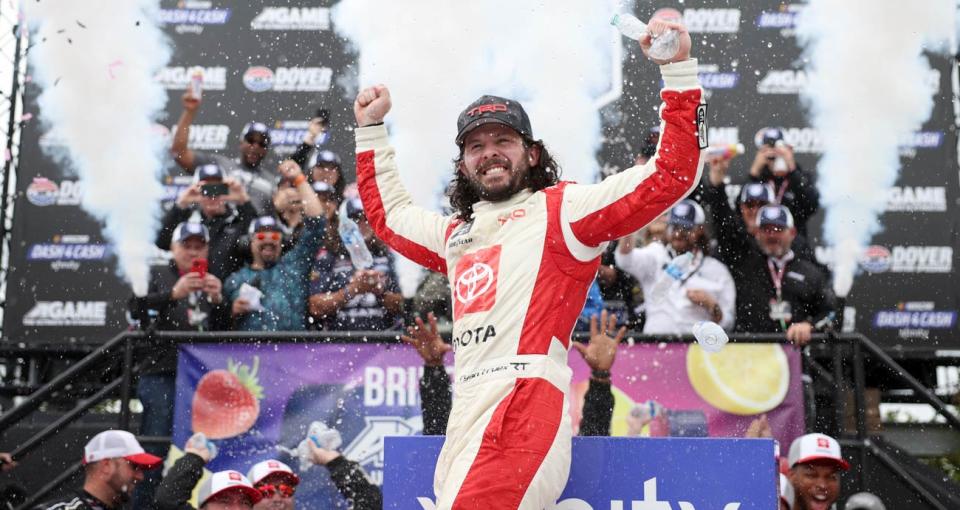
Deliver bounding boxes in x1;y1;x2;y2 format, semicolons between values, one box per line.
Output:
107;59;123;79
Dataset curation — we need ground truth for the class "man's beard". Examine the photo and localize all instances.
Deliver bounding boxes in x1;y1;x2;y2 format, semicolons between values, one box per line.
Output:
469;157;530;202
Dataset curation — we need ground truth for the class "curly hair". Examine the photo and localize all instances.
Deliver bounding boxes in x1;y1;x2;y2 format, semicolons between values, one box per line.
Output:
447;139;562;220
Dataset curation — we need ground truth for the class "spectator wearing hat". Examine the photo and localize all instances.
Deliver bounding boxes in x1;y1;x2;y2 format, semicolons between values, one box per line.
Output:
308;197;403;331
615;199;736;334
156;436;262;510
246;456;379;510
36;430;162;510
721;204;836;345
246;460;299;510
224;162;330;331
702;157;820;265
747;127;820;238
129;220;228;508
787;433;849;510
157;163;258;279
171;89;277;215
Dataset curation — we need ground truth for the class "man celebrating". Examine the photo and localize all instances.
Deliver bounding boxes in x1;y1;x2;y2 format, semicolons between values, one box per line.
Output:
353;18;703;509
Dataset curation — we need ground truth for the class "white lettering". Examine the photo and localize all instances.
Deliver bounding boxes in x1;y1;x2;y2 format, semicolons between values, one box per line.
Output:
251;7;330;30
364;367;384;406
683;8;741;33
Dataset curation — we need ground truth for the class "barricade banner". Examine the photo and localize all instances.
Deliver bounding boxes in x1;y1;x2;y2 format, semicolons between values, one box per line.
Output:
173;341;801;507
383;436;778;510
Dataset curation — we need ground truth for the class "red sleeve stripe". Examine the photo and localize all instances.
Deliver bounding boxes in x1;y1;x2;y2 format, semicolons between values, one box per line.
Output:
356;149;448;274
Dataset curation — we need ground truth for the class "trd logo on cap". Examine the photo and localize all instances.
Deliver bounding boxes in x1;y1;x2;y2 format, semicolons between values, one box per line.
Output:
467;104;508;116
816;438;830;448
229;472;242;481
268;461;280;468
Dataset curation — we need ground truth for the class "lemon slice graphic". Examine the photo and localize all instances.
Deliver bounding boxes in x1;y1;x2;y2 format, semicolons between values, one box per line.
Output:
687;343;790;415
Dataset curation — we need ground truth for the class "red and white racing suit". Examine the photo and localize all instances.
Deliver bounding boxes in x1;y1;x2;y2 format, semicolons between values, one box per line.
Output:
356;59;704;509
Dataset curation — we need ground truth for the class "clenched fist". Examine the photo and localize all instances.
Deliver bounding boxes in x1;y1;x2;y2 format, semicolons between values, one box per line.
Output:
354;85;392;127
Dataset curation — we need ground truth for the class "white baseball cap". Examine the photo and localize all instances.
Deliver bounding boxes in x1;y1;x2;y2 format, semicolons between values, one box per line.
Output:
787;433;850;470
197;470;262;507
246;459;300;486
83;430;162;469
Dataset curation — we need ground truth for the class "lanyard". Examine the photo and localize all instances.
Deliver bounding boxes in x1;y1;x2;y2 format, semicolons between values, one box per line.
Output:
767;258;788;301
770;177;790;205
679;252;705;286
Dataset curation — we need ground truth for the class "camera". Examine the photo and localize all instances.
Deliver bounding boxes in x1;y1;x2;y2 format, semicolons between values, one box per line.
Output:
201;182;228;197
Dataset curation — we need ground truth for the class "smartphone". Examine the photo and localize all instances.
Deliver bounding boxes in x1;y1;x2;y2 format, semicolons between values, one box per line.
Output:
201;182;228;197
191;258;208;278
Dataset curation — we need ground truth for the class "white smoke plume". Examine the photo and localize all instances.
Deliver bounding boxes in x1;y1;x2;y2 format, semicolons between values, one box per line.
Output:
24;1;170;296
796;0;952;297
333;1;623;292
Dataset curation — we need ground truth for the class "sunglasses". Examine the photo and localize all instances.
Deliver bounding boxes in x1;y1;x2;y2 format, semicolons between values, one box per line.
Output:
255;231;281;241
256;483;295;498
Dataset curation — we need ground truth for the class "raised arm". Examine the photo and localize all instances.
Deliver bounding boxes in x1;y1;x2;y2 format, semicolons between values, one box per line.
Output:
353;85;454;274
559;22;705;260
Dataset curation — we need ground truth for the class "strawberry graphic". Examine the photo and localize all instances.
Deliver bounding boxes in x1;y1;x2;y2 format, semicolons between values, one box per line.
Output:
191;357;264;439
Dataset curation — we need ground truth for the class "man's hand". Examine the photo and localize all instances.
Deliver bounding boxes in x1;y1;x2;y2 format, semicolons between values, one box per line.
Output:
223;178;249;204
401;313;452;367
307;440;340;466
171;272;204;301
184;433;212;463
354;85;392;127
571;310;626;372
203;274;223;304
182;90;200;113
750;146;774;178
639;18;692;65
786;321;813;346
278;159;304;182
303;117;326;144
232;298;253;316
707;155;730;186
0;452;17;472
744;414;773;438
348;269;386;296
176;183;203;209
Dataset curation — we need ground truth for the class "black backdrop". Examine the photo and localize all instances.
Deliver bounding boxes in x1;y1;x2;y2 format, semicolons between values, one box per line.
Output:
4;1;958;350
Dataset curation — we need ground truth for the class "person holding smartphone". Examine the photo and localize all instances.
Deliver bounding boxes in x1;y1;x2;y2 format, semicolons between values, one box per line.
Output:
127;221;230;508
157;163;258;280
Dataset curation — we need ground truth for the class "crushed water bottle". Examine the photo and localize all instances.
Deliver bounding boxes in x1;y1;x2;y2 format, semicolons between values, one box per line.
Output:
692;321;728;353
705;143;745;160
338;204;373;270
648;251;694;300
291;421;343;471
187;432;217;460
610;12;681;61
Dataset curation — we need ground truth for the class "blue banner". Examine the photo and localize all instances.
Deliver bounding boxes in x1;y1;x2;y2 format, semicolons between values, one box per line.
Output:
383;436;778;510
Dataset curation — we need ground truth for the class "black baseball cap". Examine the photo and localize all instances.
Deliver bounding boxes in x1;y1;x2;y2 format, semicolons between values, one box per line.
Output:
343;197;364;220
248;216;283;235
242;122;271;146
314;150;341;168
740;182;775;205
757;205;795;228
667;199;705;229
455;95;533;145
193;163;224;184
172;222;209;244
754;127;785;148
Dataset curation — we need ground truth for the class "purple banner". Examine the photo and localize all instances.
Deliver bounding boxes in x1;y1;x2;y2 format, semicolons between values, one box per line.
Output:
173;342;802;506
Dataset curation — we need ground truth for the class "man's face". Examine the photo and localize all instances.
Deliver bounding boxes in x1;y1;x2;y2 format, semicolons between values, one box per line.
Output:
739;200;767;233
251;229;282;266
240;133;269;167
459;123;538;202
103;458;145;503
199;181;228;217
203;491;254;510
667;224;699;254
172;237;209;273
756;224;796;258
643;213;669;245
312;164;340;187
253;476;295;510
789;461;841;510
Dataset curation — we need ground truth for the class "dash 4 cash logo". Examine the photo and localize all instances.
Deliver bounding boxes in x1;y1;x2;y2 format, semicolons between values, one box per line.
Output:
27;235;109;272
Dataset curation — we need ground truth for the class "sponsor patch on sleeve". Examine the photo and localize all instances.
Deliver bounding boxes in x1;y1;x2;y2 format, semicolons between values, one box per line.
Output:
696;103;709;149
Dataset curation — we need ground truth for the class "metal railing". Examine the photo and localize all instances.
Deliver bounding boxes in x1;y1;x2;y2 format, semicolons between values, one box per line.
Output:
1;330;958;509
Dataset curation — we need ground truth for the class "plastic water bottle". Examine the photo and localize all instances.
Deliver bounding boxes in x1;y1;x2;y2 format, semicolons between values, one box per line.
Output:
648;251;694;300
307;421;342;450
705;143;745;160
188;432;217;460
610;13;681;61
189;69;203;100
692;321;729;353
338;208;373;270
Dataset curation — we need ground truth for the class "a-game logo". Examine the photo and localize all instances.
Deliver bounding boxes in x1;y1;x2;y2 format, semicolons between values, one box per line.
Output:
157;66;227;91
757;69;807;94
24;301;107;327
885;186;946;212
250;7;330;31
